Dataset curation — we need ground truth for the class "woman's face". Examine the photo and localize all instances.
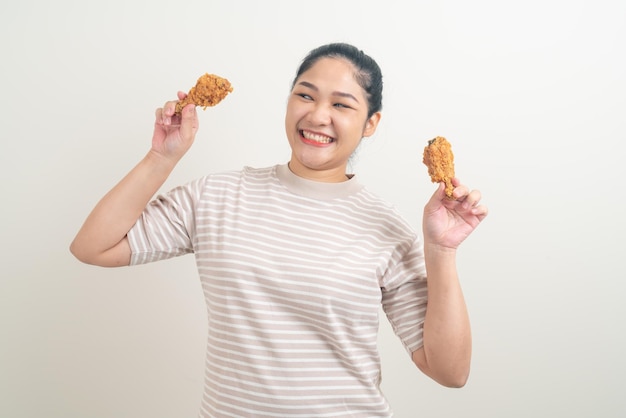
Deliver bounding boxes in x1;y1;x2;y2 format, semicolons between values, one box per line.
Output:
285;57;381;182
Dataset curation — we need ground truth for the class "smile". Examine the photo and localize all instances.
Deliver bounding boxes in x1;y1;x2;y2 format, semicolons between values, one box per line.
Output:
300;130;334;144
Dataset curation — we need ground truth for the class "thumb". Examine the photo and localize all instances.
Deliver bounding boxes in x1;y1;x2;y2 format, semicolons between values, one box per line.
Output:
424;182;446;210
431;181;446;201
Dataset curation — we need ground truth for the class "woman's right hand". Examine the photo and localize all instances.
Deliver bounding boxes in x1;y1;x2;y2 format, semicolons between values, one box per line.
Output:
70;91;199;267
152;91;199;162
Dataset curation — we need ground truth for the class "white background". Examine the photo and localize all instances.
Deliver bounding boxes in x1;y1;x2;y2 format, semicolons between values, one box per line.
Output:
1;0;625;417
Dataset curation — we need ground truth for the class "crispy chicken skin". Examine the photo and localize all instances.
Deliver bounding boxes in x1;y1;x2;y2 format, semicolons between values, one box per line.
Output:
175;73;233;114
423;136;455;198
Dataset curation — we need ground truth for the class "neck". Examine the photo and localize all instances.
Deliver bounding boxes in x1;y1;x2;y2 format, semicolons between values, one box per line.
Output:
287;161;350;183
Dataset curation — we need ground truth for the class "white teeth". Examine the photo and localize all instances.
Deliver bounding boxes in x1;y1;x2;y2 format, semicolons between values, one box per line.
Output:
302;131;333;143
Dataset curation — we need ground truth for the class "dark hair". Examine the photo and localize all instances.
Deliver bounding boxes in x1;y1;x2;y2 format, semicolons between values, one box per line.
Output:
291;43;383;118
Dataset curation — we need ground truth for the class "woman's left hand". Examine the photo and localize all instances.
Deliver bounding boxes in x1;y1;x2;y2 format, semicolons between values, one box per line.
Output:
422;178;488;250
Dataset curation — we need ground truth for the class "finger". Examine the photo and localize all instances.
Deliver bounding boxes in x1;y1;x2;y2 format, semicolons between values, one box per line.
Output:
448;177;466;200
461;189;482;210
162;100;179;118
155;107;165;125
451;183;470;201
177;90;188;100
471;203;489;221
179;103;198;138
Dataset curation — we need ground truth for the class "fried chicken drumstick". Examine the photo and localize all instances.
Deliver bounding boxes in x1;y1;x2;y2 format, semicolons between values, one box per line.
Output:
423;136;455;198
175;73;233;114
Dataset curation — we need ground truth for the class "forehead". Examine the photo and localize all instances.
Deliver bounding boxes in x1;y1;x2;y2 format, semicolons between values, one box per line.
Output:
297;57;361;89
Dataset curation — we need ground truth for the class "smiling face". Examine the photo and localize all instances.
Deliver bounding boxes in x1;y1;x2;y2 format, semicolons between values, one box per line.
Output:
285;57;381;182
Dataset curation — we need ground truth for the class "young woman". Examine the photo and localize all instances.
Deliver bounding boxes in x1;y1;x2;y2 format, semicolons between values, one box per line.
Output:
71;43;488;417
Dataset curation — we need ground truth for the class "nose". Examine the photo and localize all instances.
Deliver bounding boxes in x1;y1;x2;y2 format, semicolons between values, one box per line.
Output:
308;102;332;125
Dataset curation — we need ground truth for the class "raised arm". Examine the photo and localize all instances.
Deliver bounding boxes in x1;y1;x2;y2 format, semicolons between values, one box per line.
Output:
70;94;199;267
412;178;488;387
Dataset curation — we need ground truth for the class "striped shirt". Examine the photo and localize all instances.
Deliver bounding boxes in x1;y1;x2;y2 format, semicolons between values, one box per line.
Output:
128;164;428;417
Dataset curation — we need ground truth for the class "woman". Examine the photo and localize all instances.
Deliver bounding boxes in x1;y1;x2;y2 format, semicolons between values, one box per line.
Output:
71;43;488;417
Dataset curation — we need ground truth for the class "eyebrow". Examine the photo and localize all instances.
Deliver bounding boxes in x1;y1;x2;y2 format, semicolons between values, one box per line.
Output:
297;81;359;103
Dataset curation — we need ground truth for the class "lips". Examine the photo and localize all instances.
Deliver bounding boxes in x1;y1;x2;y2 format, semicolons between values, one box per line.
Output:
300;130;334;145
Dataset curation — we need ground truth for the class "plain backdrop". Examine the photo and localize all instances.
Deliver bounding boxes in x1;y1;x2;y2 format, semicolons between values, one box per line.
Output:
1;0;625;417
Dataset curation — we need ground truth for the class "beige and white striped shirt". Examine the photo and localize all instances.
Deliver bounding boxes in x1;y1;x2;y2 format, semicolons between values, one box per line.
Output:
128;164;428;417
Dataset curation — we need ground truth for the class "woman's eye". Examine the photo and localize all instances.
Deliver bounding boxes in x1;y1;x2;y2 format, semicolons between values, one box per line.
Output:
297;93;312;100
334;103;349;109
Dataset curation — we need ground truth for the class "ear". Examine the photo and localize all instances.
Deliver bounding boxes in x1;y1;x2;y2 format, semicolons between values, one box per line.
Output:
363;112;382;137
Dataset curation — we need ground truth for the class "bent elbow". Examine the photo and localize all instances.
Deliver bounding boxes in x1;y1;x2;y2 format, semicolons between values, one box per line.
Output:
69;239;92;265
69;237;131;267
69;238;104;266
412;349;470;388
69;239;82;260
441;371;470;388
427;368;470;388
